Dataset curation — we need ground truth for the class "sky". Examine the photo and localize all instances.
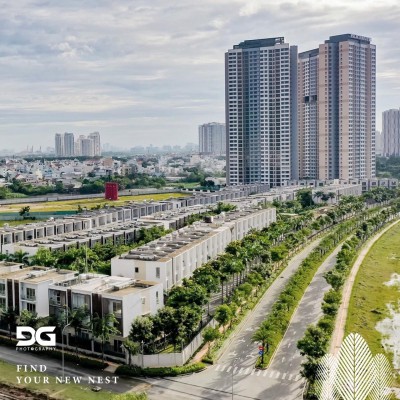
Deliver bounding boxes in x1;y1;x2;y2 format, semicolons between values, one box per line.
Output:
0;0;399;151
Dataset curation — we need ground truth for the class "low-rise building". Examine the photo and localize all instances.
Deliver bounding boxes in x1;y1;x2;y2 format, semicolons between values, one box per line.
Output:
111;206;276;291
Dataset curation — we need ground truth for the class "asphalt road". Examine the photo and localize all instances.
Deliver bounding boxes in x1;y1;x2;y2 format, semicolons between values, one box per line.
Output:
0;237;342;400
144;238;328;400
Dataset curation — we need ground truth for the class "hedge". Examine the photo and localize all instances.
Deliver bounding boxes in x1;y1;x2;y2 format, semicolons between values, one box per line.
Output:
116;362;206;377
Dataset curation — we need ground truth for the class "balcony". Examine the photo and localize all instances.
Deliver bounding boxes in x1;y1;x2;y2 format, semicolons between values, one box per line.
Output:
49;298;63;306
21;295;36;302
0;291;5;297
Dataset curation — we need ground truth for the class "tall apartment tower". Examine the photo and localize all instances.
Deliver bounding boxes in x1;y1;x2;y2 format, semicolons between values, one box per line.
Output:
55;133;64;157
317;34;376;179
382;109;400;156
298;49;319;179
226;38;297;187
199;123;226;156
63;133;75;157
88;132;101;156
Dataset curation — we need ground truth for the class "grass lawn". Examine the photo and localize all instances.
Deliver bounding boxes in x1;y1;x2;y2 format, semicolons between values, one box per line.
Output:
0;359;116;400
0;219;45;227
0;192;188;213
345;222;400;372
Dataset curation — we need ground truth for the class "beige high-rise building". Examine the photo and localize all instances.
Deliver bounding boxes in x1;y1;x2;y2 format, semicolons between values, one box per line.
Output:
317;34;376;180
88;132;101;156
297;34;376;180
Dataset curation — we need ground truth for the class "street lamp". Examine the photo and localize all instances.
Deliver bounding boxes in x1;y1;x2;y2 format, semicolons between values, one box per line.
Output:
61;319;71;383
141;340;145;368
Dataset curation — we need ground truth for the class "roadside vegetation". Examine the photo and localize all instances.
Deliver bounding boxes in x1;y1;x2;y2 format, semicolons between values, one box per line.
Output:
297;200;400;398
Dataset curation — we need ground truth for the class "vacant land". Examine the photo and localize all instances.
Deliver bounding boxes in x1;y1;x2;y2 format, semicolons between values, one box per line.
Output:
0;193;188;214
345;222;400;361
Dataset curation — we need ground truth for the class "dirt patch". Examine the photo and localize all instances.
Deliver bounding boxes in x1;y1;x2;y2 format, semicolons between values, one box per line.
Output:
0;383;49;399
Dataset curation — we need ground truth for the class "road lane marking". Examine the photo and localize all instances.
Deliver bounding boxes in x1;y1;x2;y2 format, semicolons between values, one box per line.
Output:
295;375;301;381
233;367;238;374
282;373;287;380
263;370;268;377
251;369;255;375
220;365;226;372
275;371;280;379
243;368;249;375
257;370;261;376
226;366;232;372
269;371;275;378
288;374;293;380
215;365;221;371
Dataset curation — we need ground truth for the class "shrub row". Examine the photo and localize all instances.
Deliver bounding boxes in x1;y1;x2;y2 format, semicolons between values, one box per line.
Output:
115;362;206;377
252;213;375;368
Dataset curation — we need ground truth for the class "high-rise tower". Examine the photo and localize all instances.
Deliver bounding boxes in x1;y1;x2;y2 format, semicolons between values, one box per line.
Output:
317;34;376;179
225;38;297;187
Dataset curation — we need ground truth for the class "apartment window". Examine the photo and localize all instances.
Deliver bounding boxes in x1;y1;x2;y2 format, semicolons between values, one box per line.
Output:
0;283;5;296
135;267;139;273
156;291;160;305
26;288;36;300
27;303;36;313
0;298;6;311
141;297;146;305
156;267;160;279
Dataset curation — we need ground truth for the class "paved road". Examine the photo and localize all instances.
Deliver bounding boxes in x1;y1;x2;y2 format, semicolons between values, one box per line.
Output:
145;238;325;400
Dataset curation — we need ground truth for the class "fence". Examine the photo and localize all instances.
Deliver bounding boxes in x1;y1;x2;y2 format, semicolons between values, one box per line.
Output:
0;188;180;206
130;319;217;368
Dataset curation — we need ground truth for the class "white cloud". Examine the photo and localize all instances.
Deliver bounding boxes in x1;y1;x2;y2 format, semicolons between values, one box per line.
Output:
0;0;398;148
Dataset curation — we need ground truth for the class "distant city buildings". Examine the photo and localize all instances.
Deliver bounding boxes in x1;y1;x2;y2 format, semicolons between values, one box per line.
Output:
382;108;400;156
198;122;226;156
375;130;384;156
226;34;376;187
54;132;101;157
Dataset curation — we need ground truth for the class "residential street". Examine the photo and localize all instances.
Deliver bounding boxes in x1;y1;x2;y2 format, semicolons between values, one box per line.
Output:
0;237;343;400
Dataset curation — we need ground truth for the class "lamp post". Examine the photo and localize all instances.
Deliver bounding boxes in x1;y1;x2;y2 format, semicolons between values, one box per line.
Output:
141;340;144;368
61;321;71;383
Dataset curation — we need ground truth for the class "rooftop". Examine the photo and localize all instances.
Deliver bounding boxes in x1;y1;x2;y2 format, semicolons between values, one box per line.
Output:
233;37;285;49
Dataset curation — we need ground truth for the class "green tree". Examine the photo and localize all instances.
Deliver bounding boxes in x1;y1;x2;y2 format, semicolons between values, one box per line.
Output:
214;304;233;333
91;313;120;361
123;339;140;366
10;250;30;265
18;309;40;329
252;325;273;365
31;247;57;267
129;316;155;353
1;306;18;339
202;326;220;357
19;206;31;219
68;306;90;353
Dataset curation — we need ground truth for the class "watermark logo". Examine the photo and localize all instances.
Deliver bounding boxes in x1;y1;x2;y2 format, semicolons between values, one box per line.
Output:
16;326;56;347
315;333;393;400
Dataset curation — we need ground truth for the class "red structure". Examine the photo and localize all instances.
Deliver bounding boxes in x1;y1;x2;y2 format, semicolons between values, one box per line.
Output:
105;182;119;201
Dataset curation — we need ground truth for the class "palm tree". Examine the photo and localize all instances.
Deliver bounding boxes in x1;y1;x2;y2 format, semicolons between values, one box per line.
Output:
69;306;89;352
18;309;40;329
10;250;30;265
91;313;120;361
252;325;272;365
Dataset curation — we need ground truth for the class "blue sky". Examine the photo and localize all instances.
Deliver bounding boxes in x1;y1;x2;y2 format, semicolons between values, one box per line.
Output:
0;0;399;150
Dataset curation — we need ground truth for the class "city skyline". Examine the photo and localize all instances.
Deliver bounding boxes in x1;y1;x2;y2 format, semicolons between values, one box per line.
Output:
0;1;399;149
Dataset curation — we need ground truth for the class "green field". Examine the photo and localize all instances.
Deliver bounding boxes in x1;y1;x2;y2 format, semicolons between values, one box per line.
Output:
345;222;400;367
0;193;188;214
